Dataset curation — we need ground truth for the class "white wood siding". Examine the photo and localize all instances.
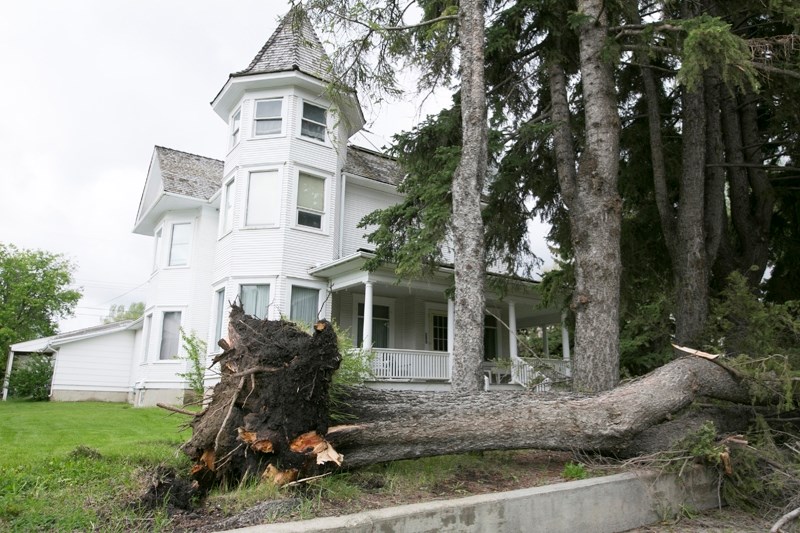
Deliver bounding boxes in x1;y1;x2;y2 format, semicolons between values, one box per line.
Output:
51;332;136;392
341;183;403;256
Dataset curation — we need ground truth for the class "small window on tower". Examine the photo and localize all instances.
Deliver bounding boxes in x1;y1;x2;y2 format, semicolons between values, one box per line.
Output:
254;99;282;135
301;102;326;142
231;108;241;146
296;173;324;229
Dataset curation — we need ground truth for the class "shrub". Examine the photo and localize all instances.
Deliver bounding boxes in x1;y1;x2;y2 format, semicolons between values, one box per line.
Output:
178;329;207;399
8;354;54;401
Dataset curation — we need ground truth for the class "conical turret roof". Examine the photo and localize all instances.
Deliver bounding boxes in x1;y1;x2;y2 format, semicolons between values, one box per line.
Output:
232;6;334;83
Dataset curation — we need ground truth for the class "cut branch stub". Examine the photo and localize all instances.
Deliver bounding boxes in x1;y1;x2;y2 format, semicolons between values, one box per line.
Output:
182;305;342;489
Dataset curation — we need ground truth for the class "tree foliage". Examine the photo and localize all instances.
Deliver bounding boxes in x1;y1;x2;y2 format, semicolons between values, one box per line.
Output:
309;0;800;381
102;302;145;324
0;243;81;384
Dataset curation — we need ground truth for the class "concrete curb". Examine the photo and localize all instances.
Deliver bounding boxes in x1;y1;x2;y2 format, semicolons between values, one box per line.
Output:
226;467;722;533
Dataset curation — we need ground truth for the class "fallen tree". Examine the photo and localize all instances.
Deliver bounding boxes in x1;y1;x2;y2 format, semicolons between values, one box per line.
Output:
179;309;780;490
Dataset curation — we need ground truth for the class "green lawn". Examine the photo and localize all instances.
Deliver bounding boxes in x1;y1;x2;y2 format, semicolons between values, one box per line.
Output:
0;401;191;531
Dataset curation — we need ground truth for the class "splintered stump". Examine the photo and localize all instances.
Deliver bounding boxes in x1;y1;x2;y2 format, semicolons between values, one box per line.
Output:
182;305;342;489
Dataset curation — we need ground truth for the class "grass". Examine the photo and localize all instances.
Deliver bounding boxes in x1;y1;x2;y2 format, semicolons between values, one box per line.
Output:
0;400;191;532
0;400;581;530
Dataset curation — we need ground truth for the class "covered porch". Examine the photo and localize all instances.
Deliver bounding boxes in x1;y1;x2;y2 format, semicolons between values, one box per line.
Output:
310;252;571;391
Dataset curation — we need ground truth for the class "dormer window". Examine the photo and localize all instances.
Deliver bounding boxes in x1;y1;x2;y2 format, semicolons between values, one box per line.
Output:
231;108;241;146
301;102;326;142
254;99;282;135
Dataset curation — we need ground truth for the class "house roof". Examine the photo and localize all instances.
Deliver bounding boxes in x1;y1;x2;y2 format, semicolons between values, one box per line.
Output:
344;145;403;186
154;146;224;201
10;320;139;353
232;7;333;83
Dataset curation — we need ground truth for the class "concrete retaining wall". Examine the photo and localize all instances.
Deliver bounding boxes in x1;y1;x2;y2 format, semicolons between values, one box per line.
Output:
230;467;721;533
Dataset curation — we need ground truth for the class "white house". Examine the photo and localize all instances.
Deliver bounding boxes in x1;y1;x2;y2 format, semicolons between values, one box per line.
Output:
3;8;570;406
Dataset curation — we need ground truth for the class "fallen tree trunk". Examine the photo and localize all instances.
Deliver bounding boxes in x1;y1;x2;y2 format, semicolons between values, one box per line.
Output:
181;309;763;487
328;357;754;467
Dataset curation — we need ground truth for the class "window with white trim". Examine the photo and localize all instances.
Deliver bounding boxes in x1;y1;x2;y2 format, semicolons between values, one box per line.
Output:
357;303;390;348
301;102;326;141
431;313;448;351
214;289;226;342
240;284;270;319
290;286;319;325
254;99;282;135
230;108;241;146
246;171;281;226
168;223;191;266
222;179;235;234
159;311;181;360
296;173;324;229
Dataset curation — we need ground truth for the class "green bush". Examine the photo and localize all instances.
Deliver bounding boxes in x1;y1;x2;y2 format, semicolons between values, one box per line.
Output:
178;329;207;399
8;354;54;401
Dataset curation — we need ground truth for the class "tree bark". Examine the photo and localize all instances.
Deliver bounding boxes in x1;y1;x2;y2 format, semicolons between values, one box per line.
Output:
569;0;622;392
450;0;488;392
328;356;753;468
674;84;709;346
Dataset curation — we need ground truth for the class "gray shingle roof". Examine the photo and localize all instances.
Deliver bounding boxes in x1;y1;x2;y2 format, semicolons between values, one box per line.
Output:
233;7;333;83
155;146;223;200
344;145;403;186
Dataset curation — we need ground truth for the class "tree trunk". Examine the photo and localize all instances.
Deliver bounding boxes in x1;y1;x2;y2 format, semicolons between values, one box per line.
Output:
569;0;622;392
327;356;752;468
181;311;767;488
450;0;488;392
674;84;709;346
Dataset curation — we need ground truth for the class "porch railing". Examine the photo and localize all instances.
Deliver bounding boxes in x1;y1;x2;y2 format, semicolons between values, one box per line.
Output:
368;348;450;381
511;357;572;391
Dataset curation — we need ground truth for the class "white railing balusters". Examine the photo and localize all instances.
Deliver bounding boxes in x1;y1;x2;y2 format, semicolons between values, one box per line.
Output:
360;348;450;381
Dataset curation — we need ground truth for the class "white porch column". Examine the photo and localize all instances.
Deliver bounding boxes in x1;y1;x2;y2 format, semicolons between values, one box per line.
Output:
542;326;550;357
561;311;571;361
447;298;455;379
362;281;373;349
2;350;14;401
508;301;518;359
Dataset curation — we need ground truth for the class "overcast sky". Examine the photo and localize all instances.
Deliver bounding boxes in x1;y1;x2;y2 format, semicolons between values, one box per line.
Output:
0;0;551;332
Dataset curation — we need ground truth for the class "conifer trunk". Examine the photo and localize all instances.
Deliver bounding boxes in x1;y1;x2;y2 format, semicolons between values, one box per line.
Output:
568;0;622;392
450;0;488;393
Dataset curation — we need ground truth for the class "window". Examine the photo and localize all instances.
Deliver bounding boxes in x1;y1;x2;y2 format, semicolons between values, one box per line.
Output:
297;173;324;229
357;303;390;348
153;228;162;270
290;286;319;325
168;223;191;266
240;284;270;318
231;108;241;146
246;171;280;226
222;180;235;234
254;99;282;135
214;289;226;342
301;102;326;141
159;311;181;360
431;314;448;351
484;315;498;360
